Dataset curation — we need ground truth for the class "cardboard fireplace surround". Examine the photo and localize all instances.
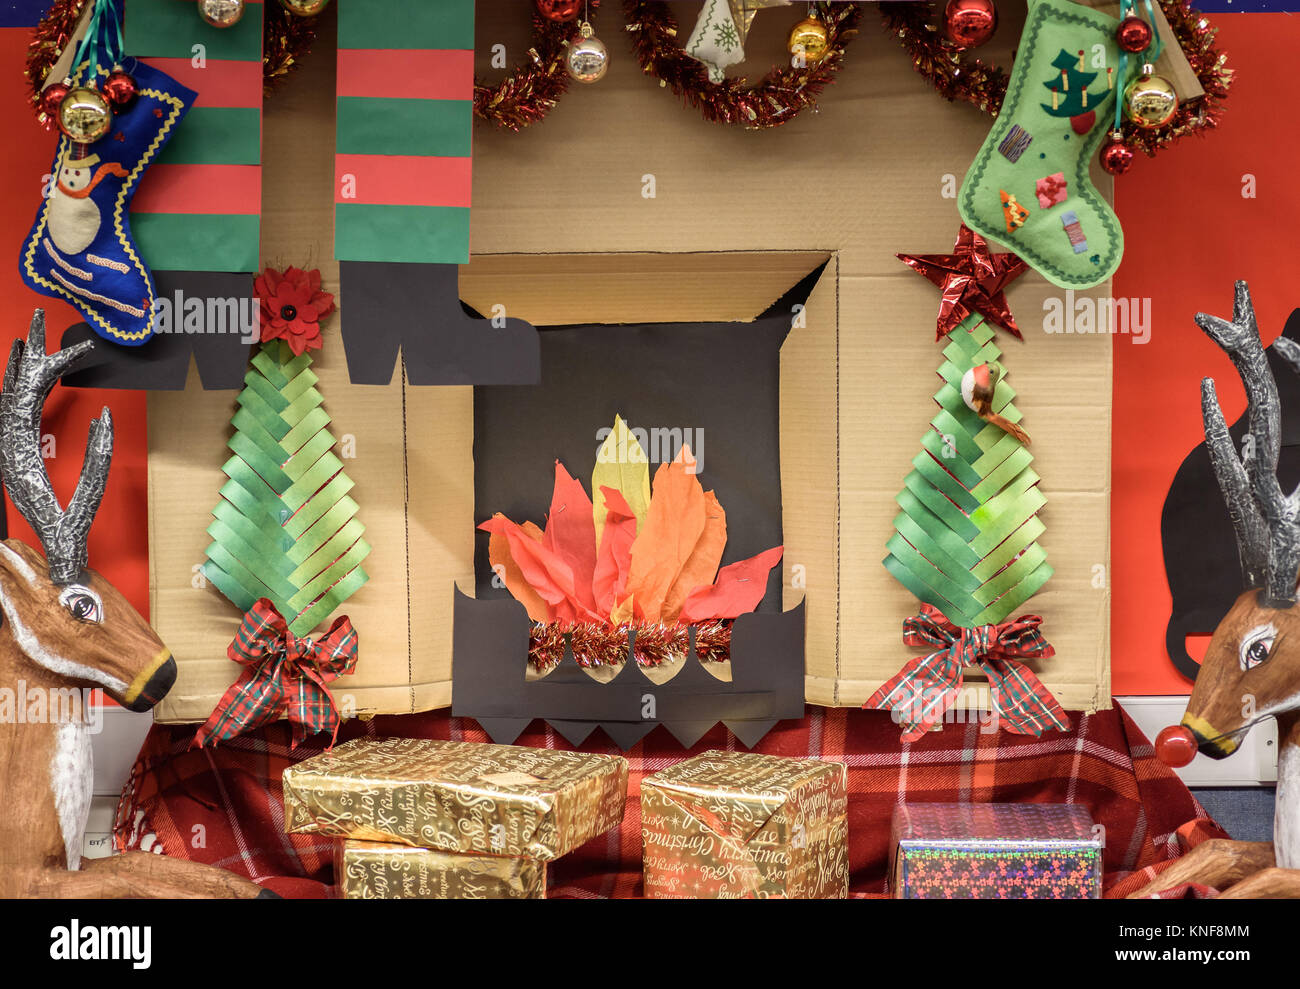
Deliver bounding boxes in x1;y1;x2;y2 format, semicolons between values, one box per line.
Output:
145;3;1111;726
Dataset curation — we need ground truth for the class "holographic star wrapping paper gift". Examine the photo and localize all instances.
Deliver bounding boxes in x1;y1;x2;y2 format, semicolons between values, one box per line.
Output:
890;802;1102;899
641;749;848;899
282;737;627;859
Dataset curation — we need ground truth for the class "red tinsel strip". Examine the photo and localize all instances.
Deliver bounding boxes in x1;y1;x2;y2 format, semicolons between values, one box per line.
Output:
624;0;863;129
631;624;689;668
27;0;319;124
528;622;568;672
879;0;1231;158
692;620;732;665
474;0;600;131
527;620;733;670
572;621;628;667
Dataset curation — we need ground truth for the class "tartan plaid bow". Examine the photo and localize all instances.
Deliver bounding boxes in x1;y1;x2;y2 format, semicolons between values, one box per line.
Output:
193;599;358;750
865;603;1069;743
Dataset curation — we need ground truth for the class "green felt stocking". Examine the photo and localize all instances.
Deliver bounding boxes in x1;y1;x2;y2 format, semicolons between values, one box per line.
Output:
958;0;1122;289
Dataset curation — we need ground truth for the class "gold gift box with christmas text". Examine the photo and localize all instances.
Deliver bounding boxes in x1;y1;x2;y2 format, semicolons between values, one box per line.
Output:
641;750;849;898
283;737;628;859
334;839;547;899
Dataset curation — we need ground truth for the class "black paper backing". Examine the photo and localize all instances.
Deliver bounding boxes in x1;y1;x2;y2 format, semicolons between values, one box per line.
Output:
1161;307;1300;681
455;269;823;748
472;311;791;611
338;261;539;385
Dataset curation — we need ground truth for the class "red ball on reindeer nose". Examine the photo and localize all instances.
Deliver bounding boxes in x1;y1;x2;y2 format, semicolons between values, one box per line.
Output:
1155;725;1198;767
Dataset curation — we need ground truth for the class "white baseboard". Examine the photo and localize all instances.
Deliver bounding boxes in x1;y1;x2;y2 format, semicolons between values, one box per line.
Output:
83;795;119;861
1117;696;1277;787
92;706;154;796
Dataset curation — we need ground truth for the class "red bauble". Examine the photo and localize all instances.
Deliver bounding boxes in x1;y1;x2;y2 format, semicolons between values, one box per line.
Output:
535;0;580;22
39;81;70;121
101;68;138;112
1116;16;1154;53
942;0;998;48
1155;724;1198;767
1100;133;1135;175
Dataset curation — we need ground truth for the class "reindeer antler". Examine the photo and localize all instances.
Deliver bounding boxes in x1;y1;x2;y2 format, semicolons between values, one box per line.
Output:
0;310;112;585
1197;281;1300;608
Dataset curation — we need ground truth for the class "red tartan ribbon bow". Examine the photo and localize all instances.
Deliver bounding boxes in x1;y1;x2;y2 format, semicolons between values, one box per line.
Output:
865;604;1069;743
193;599;359;750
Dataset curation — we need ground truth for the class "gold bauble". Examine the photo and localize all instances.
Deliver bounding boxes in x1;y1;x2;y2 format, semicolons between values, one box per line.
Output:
1123;67;1178;129
197;0;245;28
58;87;111;144
788;16;830;62
566;22;609;84
278;0;331;15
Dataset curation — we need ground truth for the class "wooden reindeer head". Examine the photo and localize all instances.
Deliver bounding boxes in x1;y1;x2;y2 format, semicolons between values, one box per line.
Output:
1165;282;1300;762
0;310;174;711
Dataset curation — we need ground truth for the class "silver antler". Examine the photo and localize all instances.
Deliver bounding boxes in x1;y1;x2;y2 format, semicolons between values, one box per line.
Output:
1197;281;1300;608
0;310;112;585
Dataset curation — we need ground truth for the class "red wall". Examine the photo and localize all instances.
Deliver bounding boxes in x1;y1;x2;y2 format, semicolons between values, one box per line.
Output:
1111;13;1300;694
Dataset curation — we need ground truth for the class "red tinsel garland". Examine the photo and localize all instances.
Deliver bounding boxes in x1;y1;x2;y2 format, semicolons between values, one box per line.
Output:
624;0;863;129
879;0;1231;157
263;2;320;97
474;0;600;131
25;0;85;127
528;620;733;671
26;0;319;124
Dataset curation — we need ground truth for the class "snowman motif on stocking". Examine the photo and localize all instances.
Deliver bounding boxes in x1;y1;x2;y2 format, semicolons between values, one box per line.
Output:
48;152;128;255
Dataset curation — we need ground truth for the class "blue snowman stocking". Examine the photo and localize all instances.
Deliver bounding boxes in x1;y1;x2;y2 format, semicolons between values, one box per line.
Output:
20;59;195;346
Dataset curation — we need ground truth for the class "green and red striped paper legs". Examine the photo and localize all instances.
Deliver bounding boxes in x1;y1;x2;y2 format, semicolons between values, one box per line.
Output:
333;0;537;385
126;0;261;273
334;0;472;266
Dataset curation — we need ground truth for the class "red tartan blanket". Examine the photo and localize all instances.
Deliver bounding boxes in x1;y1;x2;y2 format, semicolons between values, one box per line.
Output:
113;705;1228;898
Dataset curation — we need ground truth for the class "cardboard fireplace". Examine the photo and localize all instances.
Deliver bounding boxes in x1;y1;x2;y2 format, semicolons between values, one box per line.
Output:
143;2;1111;736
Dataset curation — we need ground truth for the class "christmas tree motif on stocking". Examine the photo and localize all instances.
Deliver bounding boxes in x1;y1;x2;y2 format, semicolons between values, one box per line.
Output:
1042;48;1106;135
958;0;1122;289
870;226;1068;741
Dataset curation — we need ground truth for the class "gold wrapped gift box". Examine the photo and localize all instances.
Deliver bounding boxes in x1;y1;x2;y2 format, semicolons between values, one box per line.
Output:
335;840;547;899
641;750;849;899
283;738;628;860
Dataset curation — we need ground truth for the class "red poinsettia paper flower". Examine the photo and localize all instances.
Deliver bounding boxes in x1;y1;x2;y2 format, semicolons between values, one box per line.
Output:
255;266;336;355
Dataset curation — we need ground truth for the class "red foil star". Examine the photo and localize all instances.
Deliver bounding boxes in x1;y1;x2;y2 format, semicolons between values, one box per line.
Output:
898;224;1029;340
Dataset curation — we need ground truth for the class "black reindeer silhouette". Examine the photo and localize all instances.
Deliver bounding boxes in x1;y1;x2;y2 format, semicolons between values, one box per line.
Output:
1162;307;1300;681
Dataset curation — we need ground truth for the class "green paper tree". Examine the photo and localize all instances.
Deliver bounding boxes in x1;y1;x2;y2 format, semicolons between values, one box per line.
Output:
202;339;370;635
1040;49;1101;120
882;315;1052;627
